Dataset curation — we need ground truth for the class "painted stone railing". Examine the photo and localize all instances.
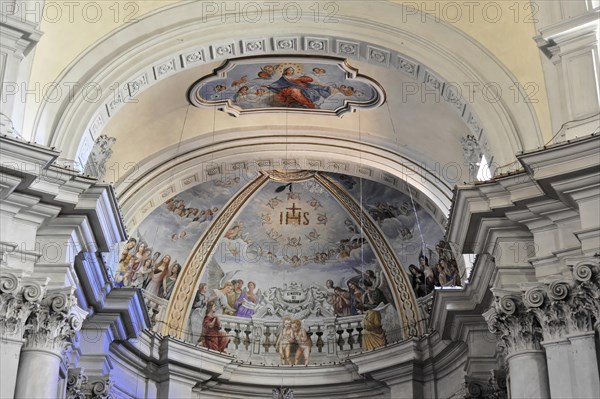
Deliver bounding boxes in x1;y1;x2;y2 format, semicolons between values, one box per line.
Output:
141;290;169;332
213;314;364;364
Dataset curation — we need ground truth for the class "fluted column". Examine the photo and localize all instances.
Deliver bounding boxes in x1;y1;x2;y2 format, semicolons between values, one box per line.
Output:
484;295;549;399
14;288;88;399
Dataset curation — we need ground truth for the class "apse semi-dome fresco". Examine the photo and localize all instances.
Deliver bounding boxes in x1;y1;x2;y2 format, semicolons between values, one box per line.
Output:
112;171;458;365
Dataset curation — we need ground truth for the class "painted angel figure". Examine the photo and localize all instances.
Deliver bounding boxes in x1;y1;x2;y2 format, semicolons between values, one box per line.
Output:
283;255;309;268
286;236;301;247
316;213;328;225
307;197;322;210
267;228;282;241
233;281;262;318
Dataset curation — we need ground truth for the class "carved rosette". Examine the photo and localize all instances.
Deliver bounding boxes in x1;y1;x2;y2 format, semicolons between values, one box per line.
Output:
0;271;48;340
23;288;88;354
483;295;543;356
520;260;600;340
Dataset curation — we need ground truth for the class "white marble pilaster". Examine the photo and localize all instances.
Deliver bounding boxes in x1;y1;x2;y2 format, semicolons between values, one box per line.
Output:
568;331;600;399
0;335;25;398
541;338;574;398
505;350;550;399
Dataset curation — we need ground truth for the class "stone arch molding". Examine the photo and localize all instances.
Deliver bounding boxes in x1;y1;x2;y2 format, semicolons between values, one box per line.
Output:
33;1;543;170
114;130;454;233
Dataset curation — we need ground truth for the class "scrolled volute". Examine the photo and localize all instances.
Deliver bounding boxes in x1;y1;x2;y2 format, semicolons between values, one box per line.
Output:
497;295;519;315
547;280;570;301
572;262;594;283
0;272;20;294
21;281;45;303
522;286;546;308
466;381;483;397
85;375;114;399
44;289;76;313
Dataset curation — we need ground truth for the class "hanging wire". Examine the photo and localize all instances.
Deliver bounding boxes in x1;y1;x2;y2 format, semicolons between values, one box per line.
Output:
385;100;426;254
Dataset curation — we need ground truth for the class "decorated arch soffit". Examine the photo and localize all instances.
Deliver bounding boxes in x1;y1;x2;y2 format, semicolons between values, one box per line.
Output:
119;169;445;351
188;57;385;116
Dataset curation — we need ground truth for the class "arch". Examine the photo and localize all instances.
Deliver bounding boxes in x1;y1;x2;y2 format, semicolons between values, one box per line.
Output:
113;130;454;232
32;1;543;171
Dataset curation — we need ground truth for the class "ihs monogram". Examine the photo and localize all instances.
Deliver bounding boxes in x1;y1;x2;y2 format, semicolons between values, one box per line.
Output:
279;203;310;225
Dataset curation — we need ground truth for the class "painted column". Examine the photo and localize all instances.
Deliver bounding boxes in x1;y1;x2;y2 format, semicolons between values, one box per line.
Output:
13;288;87;399
568;331;600;399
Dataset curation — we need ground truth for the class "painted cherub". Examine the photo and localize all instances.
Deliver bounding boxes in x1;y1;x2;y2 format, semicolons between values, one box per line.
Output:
267;197;282;209
305;229;320;242
317;213;328;225
307;198;322;210
292;319;311;366
275;318;294;365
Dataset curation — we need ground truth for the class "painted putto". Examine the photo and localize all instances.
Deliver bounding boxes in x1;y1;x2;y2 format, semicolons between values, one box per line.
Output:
112;171;457;364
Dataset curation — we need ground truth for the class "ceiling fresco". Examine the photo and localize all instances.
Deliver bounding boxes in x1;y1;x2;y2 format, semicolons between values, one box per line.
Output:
112;171;451;363
188;57;385;116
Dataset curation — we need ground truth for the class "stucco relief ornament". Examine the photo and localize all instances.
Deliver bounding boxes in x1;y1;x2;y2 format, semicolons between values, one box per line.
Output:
461;134;483;172
84;134;117;180
272;387;294;399
66;368;88;399
483;295;542;356
256;282;334;319
23;288;88;353
0;272;47;339
0;113;23;139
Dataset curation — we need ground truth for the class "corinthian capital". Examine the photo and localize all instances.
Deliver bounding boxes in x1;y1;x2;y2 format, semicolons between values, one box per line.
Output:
83;375;114;399
520;259;600;338
23;287;88;354
483;294;543;357
0;270;48;340
66;368;88;399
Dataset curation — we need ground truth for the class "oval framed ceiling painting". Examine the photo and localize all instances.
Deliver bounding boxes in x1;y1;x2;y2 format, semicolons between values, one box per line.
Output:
188;56;385;116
